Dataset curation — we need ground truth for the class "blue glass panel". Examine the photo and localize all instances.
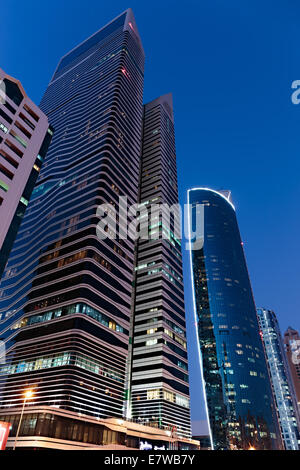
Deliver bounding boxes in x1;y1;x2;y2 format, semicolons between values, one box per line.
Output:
56;13;126;75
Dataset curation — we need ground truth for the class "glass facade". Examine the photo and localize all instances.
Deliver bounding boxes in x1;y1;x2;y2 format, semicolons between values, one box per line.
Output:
188;188;282;450
257;308;300;450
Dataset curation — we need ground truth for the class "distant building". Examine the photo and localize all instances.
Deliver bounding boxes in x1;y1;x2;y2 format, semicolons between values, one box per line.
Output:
0;68;52;278
284;327;300;410
257;308;300;450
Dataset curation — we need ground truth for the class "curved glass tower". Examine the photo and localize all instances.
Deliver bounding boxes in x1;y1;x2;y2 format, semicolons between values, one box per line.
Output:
188;188;282;450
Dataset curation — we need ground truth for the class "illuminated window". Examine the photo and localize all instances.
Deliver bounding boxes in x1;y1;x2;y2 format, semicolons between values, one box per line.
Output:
146;339;158;346
164;329;173;338
20;197;28;206
147;328;158;335
10;129;27;148
163;390;174;402
0;180;9;192
176;394;189;408
0;122;8;134
174;335;187;349
147;389;160;400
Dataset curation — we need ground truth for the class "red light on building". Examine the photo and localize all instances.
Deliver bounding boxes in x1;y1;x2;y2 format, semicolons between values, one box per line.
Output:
0;421;11;451
121;68;130;79
129;22;134;32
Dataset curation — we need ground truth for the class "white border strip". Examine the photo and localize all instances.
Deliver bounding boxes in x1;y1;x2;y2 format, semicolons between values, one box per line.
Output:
187;188;214;450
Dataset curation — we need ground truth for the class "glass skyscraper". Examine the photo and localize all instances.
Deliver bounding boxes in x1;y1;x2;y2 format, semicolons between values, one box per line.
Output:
0;10;192;449
188;188;282;450
257;308;300;450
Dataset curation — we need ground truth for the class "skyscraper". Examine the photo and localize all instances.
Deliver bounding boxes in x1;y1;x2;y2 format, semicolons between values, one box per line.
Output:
0;68;52;278
0;10;192;449
257;308;300;450
284;327;300;411
188;187;282;450
0;9;145;446
128;95;191;438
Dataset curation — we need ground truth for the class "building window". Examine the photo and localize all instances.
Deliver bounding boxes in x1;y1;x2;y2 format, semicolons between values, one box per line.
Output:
163;390;174;402
146;339;158;346
0;179;9;192
147;389;160;400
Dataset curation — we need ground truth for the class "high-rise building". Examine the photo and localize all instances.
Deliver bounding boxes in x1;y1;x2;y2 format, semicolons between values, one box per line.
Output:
0;69;52;278
128;95;191;438
0;10;192;449
188;187;282;450
0;9;145;447
284;327;300;411
257;308;300;450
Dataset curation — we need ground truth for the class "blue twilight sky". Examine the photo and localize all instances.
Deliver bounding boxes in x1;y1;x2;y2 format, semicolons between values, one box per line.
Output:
2;0;300;433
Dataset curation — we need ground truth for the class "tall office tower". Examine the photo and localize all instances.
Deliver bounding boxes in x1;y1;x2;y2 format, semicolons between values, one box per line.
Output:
188;188;282;450
284;327;300;410
0;10;145;448
257;308;300;450
128;95;191;439
0;69;52;278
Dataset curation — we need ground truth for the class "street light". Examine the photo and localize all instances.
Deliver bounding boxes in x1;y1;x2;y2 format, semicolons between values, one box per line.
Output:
13;390;34;450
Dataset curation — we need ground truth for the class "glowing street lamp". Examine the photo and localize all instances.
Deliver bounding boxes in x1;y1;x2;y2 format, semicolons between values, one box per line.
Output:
13;390;34;450
24;390;33;400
